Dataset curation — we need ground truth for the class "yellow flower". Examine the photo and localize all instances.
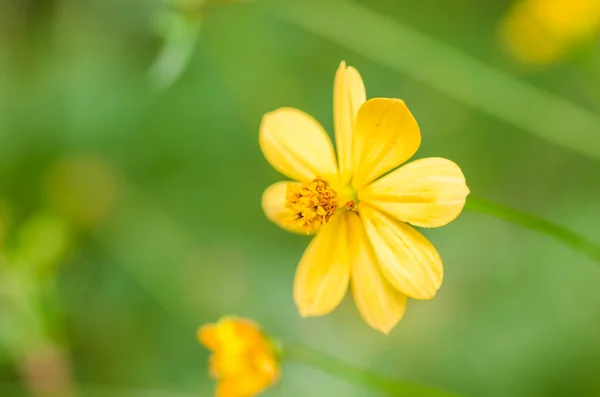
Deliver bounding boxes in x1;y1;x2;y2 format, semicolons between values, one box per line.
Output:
500;0;600;65
259;62;470;334
198;317;280;397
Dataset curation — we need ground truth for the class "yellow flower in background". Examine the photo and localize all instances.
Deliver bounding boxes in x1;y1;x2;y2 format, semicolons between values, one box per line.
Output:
259;62;469;334
500;0;600;65
198;317;280;397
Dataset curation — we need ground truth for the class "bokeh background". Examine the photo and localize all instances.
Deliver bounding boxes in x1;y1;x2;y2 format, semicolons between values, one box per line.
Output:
1;0;600;396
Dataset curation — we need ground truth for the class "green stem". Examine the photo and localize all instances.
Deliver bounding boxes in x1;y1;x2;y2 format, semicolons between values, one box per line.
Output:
466;197;600;263
283;343;463;397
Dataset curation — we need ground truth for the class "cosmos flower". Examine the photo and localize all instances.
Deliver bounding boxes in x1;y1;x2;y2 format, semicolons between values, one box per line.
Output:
259;62;469;333
500;0;600;65
198;317;280;397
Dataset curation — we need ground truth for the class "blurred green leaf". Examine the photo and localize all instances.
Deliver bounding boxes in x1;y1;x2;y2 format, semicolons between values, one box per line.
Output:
10;214;72;279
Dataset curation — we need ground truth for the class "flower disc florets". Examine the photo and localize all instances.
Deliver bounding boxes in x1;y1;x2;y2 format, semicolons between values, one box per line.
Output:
285;177;337;234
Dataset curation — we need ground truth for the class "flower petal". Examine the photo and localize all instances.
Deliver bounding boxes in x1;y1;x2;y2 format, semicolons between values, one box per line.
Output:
359;157;470;228
216;376;271;397
197;324;218;350
294;213;350;317
359;205;443;300
334;61;366;185
351;98;421;190
346;212;407;334
261;181;310;235
259;108;338;182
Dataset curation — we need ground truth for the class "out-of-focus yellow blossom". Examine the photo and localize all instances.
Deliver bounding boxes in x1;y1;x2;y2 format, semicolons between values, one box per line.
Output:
198;317;280;397
500;0;600;65
260;62;469;334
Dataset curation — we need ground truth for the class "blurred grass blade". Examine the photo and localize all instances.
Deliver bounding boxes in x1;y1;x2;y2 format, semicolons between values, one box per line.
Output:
274;0;600;161
284;343;464;397
467;197;600;263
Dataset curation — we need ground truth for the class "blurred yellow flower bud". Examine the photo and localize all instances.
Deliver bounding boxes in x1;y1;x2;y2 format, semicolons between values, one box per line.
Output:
500;0;600;65
198;317;280;397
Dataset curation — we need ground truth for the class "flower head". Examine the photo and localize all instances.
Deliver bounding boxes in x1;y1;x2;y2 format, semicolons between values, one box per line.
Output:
500;0;600;65
198;317;280;397
259;62;469;333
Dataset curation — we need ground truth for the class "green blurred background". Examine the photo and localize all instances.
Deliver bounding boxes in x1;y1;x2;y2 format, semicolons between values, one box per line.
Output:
1;0;600;396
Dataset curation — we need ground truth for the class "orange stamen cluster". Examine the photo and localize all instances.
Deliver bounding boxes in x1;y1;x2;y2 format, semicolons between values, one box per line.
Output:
344;200;357;211
285;177;337;234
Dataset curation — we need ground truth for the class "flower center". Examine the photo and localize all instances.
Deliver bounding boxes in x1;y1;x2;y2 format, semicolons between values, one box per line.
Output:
285;177;337;233
344;200;357;211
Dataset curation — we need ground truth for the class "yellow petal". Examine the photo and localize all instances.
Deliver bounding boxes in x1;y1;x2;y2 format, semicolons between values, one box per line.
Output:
261;181;310;235
294;214;350;317
198;324;218;350
359;157;470;228
359;205;442;300
259;108;338;182
212;352;249;379
346;212;407;334
351;98;421;190
216;375;271;397
334;61;366;185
